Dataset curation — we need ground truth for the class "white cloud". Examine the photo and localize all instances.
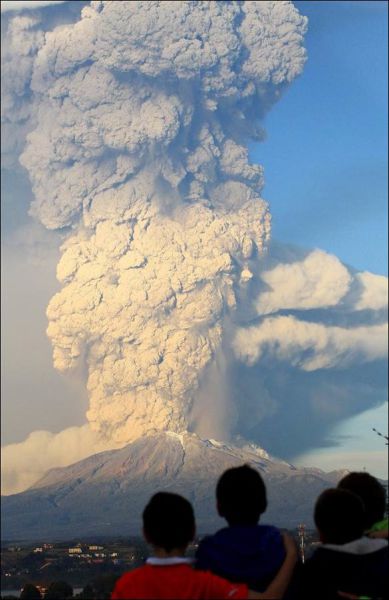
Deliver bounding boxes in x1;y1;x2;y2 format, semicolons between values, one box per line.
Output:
354;271;388;311
234;315;388;371
257;249;352;315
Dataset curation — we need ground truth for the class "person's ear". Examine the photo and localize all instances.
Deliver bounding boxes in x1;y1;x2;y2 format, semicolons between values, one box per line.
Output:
217;500;224;517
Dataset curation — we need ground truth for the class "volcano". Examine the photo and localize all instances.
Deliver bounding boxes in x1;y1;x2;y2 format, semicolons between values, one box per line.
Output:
1;432;347;541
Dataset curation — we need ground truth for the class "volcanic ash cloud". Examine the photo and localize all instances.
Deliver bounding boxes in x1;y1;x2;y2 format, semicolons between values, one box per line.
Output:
17;1;307;445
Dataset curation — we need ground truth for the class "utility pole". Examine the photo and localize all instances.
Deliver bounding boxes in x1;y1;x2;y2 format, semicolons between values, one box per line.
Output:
298;523;306;563
372;428;389;516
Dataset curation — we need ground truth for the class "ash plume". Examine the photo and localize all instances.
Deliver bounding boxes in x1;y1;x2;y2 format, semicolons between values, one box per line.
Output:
1;1;387;494
16;0;306;445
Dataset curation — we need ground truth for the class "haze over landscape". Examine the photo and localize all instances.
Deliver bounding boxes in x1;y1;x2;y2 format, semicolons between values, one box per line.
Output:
1;0;387;514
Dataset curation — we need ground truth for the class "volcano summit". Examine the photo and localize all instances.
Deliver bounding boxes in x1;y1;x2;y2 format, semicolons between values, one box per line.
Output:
1;432;347;541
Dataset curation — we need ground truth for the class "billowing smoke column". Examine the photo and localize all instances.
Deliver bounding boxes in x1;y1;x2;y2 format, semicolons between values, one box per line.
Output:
17;1;307;445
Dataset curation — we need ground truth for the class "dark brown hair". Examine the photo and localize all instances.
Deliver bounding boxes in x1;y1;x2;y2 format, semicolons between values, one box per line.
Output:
338;472;386;529
314;488;365;544
216;464;267;525
143;492;195;551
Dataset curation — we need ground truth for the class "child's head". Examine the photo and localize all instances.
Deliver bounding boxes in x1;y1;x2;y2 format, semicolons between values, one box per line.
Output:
337;471;386;530
216;464;267;526
314;488;365;545
142;492;195;552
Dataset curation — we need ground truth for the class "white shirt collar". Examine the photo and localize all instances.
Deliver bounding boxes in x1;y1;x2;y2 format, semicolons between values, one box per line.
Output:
322;536;388;555
146;556;193;566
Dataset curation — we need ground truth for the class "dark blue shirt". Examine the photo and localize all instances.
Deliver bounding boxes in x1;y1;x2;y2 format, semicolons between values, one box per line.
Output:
195;524;285;592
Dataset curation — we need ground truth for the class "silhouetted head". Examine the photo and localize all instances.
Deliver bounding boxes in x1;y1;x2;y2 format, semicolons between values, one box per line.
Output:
314;488;365;544
142;492;195;552
337;471;386;530
216;464;267;526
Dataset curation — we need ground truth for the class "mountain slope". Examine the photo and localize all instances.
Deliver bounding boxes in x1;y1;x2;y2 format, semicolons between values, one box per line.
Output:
1;432;347;541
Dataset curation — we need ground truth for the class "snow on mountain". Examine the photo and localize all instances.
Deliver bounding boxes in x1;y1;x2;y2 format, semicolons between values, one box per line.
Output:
2;432;348;541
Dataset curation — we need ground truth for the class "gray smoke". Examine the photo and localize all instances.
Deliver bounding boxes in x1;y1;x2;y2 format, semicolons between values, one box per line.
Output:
16;0;307;445
1;13;43;169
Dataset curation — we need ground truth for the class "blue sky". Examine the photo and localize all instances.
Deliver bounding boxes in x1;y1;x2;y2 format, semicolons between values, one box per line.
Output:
252;0;388;276
251;0;388;475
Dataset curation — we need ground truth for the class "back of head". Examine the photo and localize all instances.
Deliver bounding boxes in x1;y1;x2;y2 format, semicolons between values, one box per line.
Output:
314;488;365;545
216;464;267;526
337;471;386;530
143;492;195;552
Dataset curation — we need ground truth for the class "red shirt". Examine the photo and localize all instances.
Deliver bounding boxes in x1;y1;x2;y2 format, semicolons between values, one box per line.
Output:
111;561;248;599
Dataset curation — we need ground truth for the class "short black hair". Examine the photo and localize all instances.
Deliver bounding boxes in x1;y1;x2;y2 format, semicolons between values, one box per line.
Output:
314;488;365;544
142;492;195;552
337;472;386;530
216;464;267;526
